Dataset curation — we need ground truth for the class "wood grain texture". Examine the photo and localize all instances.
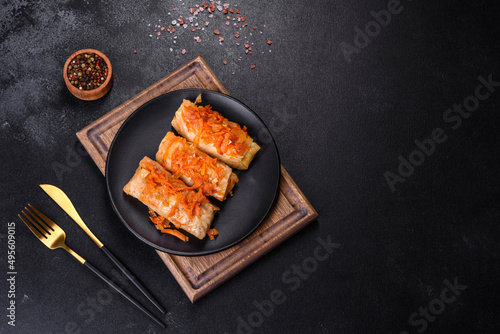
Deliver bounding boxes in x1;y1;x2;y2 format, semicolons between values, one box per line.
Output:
76;55;317;302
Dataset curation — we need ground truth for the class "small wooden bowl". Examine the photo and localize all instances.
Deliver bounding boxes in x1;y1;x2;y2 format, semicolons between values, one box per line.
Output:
63;49;113;101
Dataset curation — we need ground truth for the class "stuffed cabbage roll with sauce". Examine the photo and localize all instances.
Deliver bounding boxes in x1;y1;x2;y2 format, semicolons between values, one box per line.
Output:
171;97;260;170
156;131;238;201
123;156;219;240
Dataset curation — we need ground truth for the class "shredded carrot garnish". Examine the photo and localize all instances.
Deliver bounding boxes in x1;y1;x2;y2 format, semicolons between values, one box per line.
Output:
162;132;225;197
143;160;219;242
160;229;189;242
149;216;164;225
207;228;219;240
149;215;167;230
140;159;209;219
181;100;251;158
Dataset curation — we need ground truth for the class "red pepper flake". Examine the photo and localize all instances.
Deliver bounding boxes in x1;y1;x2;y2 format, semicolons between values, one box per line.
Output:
250;65;256;69
214;29;220;35
203;3;208;8
237;14;241;18
182;49;186;55
267;40;272;45
234;32;240;38
236;9;240;14
189;8;194;14
235;25;239;28
157;31;161;36
171;28;176;33
225;21;230;25
229;8;234;13
223;60;227;65
241;17;246;22
196;38;202;43
219;36;224;42
161;27;165;31
209;4;215;12
134;50;137;54
244;43;250;48
222;8;228;14
173;7;176;11
226;15;230;20
249;51;252;55
178;19;185;25
253;26;257;30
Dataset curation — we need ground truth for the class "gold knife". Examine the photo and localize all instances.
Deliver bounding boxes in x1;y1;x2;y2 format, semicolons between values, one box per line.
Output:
39;184;165;314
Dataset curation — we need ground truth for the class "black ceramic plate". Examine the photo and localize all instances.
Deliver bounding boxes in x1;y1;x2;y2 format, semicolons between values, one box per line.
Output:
106;89;280;256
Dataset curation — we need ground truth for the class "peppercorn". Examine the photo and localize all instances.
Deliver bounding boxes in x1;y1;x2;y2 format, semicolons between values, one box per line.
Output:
67;53;108;90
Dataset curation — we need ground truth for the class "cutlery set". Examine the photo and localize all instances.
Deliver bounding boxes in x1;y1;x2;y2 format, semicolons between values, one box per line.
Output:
18;185;166;328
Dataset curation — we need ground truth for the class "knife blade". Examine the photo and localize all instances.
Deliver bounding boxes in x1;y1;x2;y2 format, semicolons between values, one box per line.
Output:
40;184;104;247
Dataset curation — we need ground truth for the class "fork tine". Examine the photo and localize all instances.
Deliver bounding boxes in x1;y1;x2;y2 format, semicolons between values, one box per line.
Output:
26;204;55;232
24;208;52;235
21;210;51;237
19;213;46;240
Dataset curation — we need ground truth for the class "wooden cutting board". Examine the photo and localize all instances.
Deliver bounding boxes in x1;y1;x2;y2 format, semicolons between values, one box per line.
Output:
77;56;318;302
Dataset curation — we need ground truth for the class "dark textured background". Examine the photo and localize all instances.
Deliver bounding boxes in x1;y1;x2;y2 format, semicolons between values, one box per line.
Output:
1;0;500;333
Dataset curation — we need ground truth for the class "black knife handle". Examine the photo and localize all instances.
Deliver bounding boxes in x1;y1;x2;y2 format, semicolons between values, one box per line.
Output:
101;246;166;314
84;261;165;328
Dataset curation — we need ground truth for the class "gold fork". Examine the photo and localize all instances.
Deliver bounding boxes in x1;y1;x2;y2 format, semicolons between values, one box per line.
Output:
18;204;165;328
